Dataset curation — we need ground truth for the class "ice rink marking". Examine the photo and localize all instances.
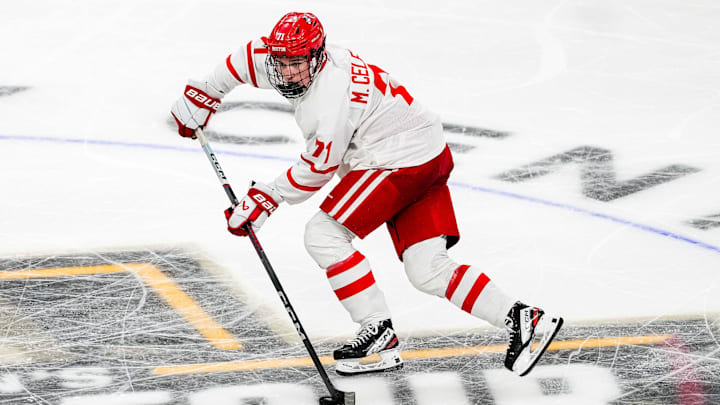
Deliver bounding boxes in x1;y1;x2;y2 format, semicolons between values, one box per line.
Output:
0;262;243;350
2;133;719;256
449;183;720;255
152;333;671;376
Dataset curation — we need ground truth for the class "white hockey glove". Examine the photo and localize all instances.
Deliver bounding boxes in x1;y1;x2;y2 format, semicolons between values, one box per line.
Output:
170;79;223;139
224;182;283;237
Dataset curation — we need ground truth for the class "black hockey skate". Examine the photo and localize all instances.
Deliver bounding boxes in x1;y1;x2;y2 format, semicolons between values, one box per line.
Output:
504;301;563;376
333;319;403;376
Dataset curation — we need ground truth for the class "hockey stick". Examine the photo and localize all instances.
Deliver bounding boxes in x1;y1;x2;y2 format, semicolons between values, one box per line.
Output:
194;128;355;405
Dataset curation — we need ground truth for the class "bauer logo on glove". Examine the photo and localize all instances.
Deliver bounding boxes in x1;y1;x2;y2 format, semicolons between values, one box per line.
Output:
185;87;221;111
251;193;278;214
225;182;283;236
170;79;224;138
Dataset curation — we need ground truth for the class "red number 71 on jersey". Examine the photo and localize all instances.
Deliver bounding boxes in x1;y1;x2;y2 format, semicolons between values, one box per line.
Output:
312;139;333;165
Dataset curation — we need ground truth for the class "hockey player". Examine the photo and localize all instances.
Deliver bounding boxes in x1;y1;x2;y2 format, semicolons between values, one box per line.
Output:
171;12;563;377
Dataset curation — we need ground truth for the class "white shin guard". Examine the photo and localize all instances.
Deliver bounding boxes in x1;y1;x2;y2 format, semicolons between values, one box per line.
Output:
304;211;357;269
402;237;458;297
403;237;516;329
304;211;391;325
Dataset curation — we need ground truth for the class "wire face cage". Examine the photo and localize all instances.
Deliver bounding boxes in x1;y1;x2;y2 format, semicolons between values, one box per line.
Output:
266;41;326;99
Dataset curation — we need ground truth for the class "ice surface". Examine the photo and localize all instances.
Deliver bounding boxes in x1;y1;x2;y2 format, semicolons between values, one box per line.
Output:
1;0;719;403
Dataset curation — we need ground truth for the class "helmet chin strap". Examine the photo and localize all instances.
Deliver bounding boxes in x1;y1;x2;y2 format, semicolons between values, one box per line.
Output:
277;82;308;97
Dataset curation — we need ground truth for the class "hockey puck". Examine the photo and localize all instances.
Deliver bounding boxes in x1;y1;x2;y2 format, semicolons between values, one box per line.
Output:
319;395;342;404
319;390;355;405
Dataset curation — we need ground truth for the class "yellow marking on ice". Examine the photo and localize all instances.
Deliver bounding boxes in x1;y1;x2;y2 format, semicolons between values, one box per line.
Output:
152;333;672;376
126;263;243;350
0;265;127;279
154;355;337;375
0;263;242;350
544;334;672;351
403;333;674;359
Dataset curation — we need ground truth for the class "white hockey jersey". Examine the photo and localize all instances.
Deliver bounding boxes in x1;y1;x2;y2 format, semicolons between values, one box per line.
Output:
202;38;446;204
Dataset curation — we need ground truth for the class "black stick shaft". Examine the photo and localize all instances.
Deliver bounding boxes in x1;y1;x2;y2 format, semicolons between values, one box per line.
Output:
196;130;240;207
245;226;340;398
194;128;341;399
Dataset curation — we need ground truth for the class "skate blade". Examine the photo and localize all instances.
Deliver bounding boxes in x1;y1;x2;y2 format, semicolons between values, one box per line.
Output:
335;349;403;376
514;316;564;377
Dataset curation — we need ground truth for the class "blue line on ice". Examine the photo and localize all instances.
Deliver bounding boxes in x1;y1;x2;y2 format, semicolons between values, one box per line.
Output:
4;134;719;255
451;183;720;255
0;134;291;162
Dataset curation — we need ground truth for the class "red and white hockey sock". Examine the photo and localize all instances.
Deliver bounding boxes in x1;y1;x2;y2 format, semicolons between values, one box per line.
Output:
326;251;391;325
445;265;516;329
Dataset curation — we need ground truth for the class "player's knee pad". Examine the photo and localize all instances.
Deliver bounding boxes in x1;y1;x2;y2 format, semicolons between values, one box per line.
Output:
304;211;357;269
403;236;459;297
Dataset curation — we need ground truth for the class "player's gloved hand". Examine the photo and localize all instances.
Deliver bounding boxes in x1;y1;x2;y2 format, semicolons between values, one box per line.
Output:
225;182;283;237
170;79;223;139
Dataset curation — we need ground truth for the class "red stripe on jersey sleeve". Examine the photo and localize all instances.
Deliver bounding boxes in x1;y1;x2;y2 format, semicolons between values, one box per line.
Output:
254;48;269;54
326;251;365;278
286;168;322;192
226;54;245;84
300;155;339;174
246;41;258;88
333;271;375;301
461;273;491;313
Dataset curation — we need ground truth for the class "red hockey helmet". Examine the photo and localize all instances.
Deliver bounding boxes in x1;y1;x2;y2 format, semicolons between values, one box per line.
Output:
265;12;327;98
